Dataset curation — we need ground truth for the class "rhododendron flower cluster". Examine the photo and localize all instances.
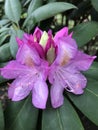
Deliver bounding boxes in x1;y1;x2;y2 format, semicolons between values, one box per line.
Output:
0;27;96;109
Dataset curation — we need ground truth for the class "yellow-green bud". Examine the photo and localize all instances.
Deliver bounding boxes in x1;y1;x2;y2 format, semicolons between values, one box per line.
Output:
39;31;48;48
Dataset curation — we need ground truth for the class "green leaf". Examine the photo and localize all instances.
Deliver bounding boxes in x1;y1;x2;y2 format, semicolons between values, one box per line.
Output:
0;43;12;62
9;29;24;58
48;0;56;3
83;62;98;80
4;0;21;23
0;63;8;84
0;19;10;26
72;21;98;47
24;2;77;29
27;0;42;16
24;0;31;6
70;0;90;19
0;102;4;130
4;96;38;130
32;2;76;22
91;0;98;12
0;27;9;33
68;78;98;126
0;62;8;68
42;98;84;130
0;33;9;46
0;76;8;84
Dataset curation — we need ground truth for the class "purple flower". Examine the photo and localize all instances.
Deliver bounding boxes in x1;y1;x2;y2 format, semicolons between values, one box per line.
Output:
48;27;96;108
0;27;96;109
0;28;49;109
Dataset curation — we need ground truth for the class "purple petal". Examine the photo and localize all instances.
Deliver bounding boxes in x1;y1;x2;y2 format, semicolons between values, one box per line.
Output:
65;72;87;94
16;37;23;47
48;64;57;84
69;32;73;37
54;37;77;66
32;78;48;109
19;28;42;44
49;63;87;95
0;60;29;79
33;42;44;58
16;43;41;66
54;27;69;42
8;75;34;101
58;66;87;94
50;79;64;108
17;33;29;46
38;60;49;80
45;34;55;54
16;34;44;59
32;27;43;43
71;51;96;71
16;33;30;48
